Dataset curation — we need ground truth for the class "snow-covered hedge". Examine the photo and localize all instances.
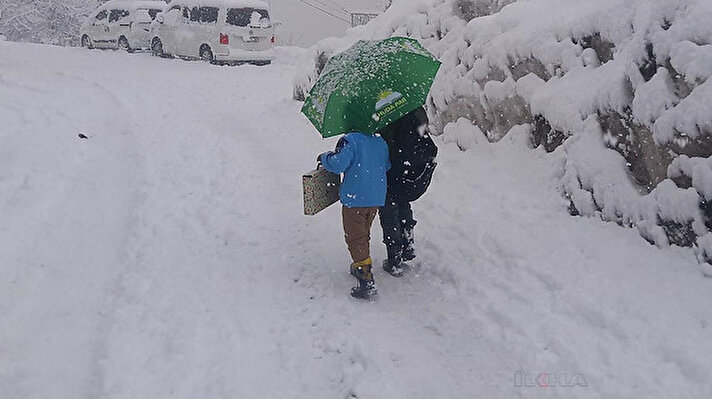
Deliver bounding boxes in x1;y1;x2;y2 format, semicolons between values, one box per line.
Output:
0;0;99;46
294;0;712;269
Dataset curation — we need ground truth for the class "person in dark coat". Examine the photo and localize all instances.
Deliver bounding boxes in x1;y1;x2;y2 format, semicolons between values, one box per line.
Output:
378;106;438;276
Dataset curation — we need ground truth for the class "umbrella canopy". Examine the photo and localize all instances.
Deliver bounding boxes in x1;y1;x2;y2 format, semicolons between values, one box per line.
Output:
301;37;441;138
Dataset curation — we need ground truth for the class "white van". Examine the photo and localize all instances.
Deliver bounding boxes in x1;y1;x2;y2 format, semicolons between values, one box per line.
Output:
150;0;275;65
80;0;166;51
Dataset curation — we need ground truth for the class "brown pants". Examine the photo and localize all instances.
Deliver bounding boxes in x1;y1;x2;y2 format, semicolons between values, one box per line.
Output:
342;206;378;263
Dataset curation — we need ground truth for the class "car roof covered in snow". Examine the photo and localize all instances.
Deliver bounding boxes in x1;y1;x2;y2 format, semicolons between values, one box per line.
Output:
134;1;168;9
100;0;167;10
166;0;270;10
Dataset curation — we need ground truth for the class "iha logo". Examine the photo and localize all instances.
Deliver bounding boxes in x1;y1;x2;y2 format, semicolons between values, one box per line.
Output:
513;371;588;388
372;90;406;121
375;90;403;110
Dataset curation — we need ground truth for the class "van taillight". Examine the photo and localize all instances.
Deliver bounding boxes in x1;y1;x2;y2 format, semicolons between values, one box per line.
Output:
220;33;229;45
271;36;275;44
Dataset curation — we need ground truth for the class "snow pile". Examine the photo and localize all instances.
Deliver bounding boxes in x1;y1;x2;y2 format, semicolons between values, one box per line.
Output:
294;0;712;269
442;117;487;151
670;156;712;202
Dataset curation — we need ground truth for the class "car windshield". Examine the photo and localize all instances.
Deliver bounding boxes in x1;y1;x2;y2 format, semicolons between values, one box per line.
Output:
226;8;270;27
109;9;130;23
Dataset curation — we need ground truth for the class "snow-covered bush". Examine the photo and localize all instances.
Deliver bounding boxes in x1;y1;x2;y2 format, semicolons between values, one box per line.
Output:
294;0;712;269
0;0;98;46
442;117;486;150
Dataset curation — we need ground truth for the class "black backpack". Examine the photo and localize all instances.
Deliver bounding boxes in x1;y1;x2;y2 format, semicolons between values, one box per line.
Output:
384;107;438;202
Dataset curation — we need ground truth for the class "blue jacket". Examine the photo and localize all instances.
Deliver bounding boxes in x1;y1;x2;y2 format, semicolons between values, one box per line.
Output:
320;132;391;208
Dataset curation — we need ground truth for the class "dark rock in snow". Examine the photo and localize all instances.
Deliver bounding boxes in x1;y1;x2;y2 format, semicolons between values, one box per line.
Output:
701;200;712;231
598;109;672;192
639;43;658;82
575;33;615;64
660;219;697;248
456;0;516;21
532;115;567;152
509;57;550;81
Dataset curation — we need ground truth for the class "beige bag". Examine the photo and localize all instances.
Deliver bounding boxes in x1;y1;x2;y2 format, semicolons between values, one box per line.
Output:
303;166;341;215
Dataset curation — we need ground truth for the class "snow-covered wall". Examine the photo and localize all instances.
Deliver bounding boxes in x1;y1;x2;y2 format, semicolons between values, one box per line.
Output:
294;0;712;270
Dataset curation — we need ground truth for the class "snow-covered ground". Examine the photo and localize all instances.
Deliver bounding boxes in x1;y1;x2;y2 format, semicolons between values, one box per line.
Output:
1;42;712;398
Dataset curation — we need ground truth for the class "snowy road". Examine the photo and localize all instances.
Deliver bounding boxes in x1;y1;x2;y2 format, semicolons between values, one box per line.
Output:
1;42;711;399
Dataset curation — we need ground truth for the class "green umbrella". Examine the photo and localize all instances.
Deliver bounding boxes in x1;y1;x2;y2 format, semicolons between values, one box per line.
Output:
301;37;441;138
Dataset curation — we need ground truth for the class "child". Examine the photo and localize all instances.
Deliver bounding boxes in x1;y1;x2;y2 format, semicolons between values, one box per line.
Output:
378;107;438;276
319;131;391;299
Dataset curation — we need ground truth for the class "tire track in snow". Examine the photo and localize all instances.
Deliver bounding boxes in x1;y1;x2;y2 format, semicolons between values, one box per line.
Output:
0;44;144;399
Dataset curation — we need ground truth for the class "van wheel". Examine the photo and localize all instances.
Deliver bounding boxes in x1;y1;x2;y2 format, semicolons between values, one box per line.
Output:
200;45;214;63
81;35;93;49
118;36;133;53
151;38;164;57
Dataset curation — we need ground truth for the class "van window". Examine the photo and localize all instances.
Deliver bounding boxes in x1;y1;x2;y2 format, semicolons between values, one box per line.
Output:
226;8;269;27
189;7;199;22
109;9;130;23
148;9;161;19
95;10;108;20
188;6;219;24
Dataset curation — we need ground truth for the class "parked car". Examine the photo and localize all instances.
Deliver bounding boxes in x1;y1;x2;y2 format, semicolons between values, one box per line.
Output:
150;0;275;65
80;0;166;52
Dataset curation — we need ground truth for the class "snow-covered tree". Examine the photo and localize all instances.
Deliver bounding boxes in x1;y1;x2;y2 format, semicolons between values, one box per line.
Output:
0;0;99;46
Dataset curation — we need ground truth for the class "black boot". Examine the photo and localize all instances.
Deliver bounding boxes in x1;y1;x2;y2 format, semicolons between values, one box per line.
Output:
401;225;416;261
350;258;377;300
382;246;405;277
382;259;405;277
